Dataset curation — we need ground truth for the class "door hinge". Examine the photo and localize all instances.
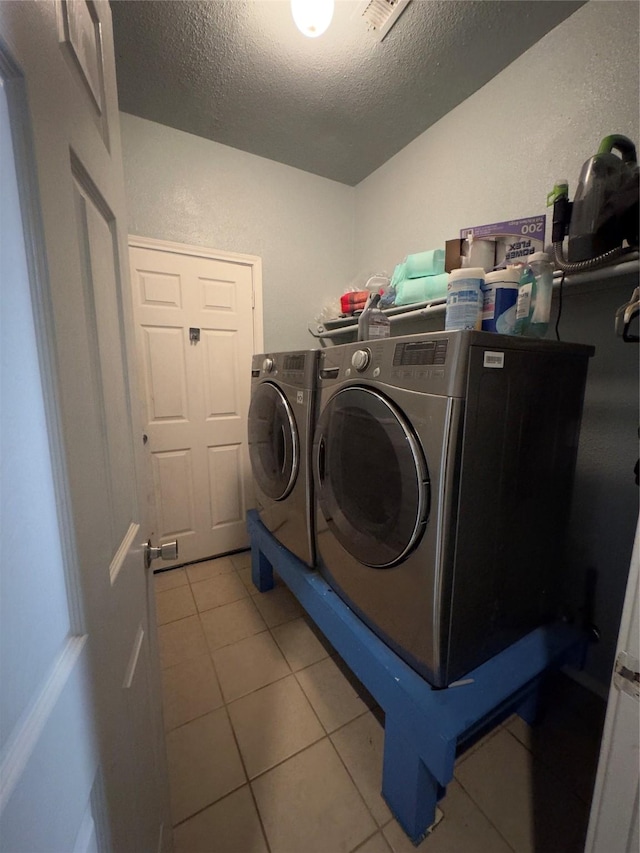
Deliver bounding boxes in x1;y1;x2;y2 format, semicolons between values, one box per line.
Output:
613;651;640;699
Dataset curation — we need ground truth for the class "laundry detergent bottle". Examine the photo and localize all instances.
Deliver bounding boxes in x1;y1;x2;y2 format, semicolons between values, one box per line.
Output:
368;296;391;338
514;254;553;337
527;252;554;338
514;265;536;335
357;292;390;340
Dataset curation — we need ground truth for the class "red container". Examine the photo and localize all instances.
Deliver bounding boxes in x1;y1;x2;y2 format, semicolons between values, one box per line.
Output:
340;290;369;315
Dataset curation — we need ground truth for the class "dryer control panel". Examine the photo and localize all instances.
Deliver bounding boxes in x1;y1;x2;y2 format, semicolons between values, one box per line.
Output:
393;339;448;367
318;331;470;398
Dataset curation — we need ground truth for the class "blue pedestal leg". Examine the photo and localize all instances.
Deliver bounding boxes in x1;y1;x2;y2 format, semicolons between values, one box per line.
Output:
381;715;443;845
516;684;541;727
251;545;274;593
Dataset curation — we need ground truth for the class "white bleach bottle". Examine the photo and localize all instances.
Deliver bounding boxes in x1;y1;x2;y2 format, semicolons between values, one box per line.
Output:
445;268;485;331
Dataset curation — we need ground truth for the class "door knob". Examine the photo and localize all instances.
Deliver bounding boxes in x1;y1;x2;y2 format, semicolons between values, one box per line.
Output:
145;539;179;569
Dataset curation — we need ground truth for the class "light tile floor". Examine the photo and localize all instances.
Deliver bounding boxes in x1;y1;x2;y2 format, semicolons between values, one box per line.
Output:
155;552;605;853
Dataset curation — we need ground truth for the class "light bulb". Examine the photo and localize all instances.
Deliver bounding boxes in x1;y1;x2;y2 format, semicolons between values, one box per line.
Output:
291;0;334;38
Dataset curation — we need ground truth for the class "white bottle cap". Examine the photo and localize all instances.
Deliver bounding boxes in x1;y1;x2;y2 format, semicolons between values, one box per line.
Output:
484;268;521;284
448;267;485;282
529;252;550;262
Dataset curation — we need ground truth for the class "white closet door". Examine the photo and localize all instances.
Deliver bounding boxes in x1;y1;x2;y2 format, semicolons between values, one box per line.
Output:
130;240;261;565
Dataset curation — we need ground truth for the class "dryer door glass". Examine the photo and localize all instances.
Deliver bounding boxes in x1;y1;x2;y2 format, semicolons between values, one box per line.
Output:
315;386;429;568
248;382;299;501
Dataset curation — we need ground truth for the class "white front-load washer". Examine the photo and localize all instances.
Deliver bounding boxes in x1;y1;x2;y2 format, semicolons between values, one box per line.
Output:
248;350;319;567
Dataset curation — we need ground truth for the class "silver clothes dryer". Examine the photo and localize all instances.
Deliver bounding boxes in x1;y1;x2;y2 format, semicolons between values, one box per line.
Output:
313;331;593;687
248;350;319;567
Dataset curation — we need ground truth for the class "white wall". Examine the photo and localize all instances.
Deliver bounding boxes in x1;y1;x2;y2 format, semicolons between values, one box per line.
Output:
120;113;355;352
354;0;640;688
354;1;639;272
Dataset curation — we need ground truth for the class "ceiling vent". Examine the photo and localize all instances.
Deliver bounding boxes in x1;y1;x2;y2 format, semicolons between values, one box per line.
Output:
356;0;412;42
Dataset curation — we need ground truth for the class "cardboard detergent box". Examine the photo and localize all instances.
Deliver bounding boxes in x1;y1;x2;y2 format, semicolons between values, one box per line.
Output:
459;216;546;267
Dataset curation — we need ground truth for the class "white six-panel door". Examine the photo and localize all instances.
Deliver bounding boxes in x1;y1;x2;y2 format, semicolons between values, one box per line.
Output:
0;2;170;851
129;238;262;567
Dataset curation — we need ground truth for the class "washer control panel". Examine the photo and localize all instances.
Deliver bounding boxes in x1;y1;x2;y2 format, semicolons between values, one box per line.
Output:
252;351;316;388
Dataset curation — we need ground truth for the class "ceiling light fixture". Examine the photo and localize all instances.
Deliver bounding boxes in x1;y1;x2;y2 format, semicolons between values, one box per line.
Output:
291;0;335;38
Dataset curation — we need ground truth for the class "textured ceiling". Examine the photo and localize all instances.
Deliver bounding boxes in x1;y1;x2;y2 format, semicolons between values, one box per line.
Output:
111;0;584;186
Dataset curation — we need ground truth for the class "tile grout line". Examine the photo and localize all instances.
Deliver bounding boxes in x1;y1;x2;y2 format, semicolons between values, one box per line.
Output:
261;626;332;740
203;625;272;658
160;555;273;848
157;559;593;852
267;613;387;842
500;724;593;810
325;730;385;846
327;719;392;843
454;722;505;769
158;560;251;828
169;779;251;833
350;827;392;853
158;558;386;849
246;782;274;853
254;568;513;848
219;702;274;853
453;774;520;853
223;690;372;785
158;564;375;730
208;617;377;788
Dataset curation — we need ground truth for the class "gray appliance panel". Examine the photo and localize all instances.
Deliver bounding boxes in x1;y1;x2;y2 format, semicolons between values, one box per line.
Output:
249;350;319;567
313;332;593;687
318;330;593;397
444;342;591;683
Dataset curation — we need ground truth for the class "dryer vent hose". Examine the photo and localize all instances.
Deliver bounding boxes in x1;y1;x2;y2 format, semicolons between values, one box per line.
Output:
553;241;630;274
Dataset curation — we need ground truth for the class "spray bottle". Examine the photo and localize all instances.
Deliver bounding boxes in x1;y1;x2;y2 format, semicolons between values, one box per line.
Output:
357;274;392;341
514;265;536;336
527;252;554;337
514;254;553;337
357;292;390;340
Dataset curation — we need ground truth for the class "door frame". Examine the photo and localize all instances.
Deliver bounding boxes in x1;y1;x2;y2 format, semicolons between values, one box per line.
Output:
128;235;264;557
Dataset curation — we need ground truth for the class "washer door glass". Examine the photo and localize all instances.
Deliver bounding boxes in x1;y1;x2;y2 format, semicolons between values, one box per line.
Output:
248;382;299;501
315;386;429;568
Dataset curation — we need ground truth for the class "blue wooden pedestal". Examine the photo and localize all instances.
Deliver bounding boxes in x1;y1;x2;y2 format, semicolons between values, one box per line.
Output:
246;510;586;846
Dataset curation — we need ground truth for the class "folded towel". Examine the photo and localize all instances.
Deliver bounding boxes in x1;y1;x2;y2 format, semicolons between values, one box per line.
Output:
390;262;406;287
394;273;448;306
405;249;445;279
